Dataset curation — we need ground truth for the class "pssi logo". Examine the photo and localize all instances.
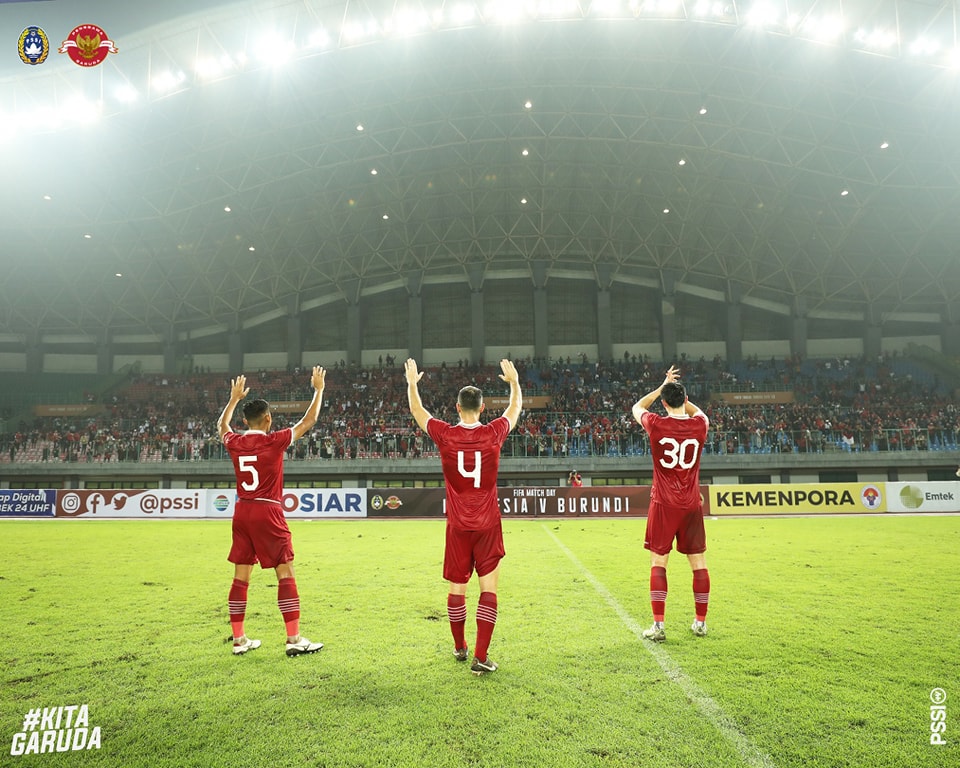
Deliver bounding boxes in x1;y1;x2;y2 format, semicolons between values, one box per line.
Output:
59;24;117;67
18;27;49;65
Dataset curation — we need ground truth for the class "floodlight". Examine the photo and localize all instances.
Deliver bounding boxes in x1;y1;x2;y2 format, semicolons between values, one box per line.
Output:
800;15;844;43
152;70;187;94
745;3;779;28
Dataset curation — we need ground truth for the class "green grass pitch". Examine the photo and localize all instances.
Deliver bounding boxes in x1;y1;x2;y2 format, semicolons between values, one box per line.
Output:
1;515;957;768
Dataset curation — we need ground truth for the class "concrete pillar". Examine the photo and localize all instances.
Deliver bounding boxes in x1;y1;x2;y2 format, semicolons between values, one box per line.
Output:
407;272;423;362
25;329;42;375
467;263;485;365
532;260;548;361
96;330;112;376
790;296;808;359
725;283;743;366
596;265;613;363
660;271;678;363
865;302;882;360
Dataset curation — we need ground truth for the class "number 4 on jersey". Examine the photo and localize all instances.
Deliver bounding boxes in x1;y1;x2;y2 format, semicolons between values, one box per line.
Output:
458;451;481;488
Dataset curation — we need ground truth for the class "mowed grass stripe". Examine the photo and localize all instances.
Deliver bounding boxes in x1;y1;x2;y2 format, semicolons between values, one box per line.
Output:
541;516;960;768
1;519;752;768
544;523;776;768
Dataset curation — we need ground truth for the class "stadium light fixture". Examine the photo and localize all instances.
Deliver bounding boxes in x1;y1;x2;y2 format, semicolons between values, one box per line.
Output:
908;37;940;57
854;27;897;51
113;84;140;104
446;4;477;26
389;9;431;37
589;0;625;18
308;28;332;48
152;70;187;94
483;0;527;24
692;1;726;19
745;4;779;28
536;0;580;19
342;19;381;43
800;15;844;44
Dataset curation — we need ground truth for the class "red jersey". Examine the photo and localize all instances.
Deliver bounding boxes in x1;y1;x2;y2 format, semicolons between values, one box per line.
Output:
223;428;292;502
427;416;511;530
641;412;709;510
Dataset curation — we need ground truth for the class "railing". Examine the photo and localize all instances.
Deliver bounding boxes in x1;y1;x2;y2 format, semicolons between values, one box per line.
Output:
2;426;958;464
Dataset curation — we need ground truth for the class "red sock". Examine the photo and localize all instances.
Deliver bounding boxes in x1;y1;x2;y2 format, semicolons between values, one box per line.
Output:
447;593;467;650
228;578;248;640
650;566;667;623
474;592;498;662
693;568;710;622
277;577;300;639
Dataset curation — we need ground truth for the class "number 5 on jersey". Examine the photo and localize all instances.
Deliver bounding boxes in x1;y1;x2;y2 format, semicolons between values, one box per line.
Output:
238;455;259;491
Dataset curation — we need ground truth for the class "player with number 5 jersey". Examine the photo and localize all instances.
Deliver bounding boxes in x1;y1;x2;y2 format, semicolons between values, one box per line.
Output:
217;366;327;658
632;365;711;644
405;358;522;676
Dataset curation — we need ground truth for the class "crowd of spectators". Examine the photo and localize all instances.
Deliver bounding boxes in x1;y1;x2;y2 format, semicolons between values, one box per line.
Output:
1;352;958;464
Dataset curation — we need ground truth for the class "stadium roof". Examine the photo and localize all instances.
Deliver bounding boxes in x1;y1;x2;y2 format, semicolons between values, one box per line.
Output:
3;0;960;340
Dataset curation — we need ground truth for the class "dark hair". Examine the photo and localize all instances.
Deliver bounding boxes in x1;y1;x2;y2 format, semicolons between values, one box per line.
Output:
661;382;686;409
242;398;270;423
457;386;483;413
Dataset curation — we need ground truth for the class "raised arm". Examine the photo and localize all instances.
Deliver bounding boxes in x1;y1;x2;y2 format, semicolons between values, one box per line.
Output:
631;365;679;424
218;375;250;440
405;358;432;433
498;358;523;431
290;366;326;441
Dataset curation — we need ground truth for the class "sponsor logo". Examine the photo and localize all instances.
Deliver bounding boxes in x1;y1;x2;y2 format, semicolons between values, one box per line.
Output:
213;495;230;512
900;485;925;510
715;488;857;508
18;26;49;65
385;495;402;510
861;485;882;510
279;492;363;514
59;24;117;67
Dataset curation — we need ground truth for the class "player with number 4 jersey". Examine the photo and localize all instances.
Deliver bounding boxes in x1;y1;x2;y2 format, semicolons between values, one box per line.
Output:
406;358;522;675
632;366;711;643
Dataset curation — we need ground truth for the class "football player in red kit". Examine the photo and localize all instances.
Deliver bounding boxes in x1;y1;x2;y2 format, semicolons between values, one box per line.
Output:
632;365;710;643
217;366;326;657
405;358;522;675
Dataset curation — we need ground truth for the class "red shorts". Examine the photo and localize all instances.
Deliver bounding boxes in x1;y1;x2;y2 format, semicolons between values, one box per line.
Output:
443;522;505;584
644;500;706;556
228;500;295;569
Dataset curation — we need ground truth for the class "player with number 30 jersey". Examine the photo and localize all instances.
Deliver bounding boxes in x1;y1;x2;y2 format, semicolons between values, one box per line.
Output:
632;365;711;644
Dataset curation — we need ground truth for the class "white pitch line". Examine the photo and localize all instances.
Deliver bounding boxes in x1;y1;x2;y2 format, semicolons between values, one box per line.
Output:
544;525;776;768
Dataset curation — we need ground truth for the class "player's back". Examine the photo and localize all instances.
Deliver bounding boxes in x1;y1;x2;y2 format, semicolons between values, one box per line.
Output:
428;417;509;530
223;428;292;501
642;413;708;510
